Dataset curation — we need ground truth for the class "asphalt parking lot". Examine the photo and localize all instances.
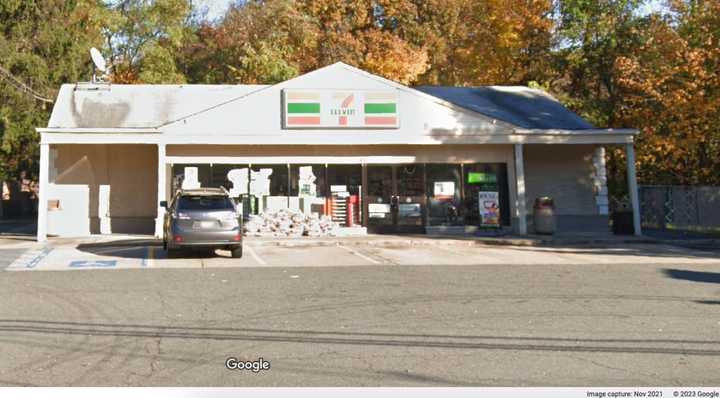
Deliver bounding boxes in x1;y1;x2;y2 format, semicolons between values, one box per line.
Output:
3;236;720;272
1;236;720;386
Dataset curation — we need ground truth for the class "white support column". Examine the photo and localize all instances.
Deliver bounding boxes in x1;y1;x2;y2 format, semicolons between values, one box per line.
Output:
155;143;166;238
625;143;642;236
514;143;528;235
592;146;609;215
37;143;49;242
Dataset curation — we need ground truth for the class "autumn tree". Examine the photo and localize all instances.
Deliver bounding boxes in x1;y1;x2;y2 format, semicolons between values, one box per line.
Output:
614;0;720;185
178;0;431;84
2;0;718;191
178;0;318;84
397;0;554;86
178;0;554;86
296;0;430;84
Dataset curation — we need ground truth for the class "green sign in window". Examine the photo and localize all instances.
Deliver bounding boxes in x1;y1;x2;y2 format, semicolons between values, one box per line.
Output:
468;172;496;184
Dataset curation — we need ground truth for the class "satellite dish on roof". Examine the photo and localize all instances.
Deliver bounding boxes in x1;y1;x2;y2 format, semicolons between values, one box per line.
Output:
90;47;106;72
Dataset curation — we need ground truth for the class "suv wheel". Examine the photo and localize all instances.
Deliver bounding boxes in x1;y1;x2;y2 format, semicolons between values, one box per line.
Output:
231;246;243;258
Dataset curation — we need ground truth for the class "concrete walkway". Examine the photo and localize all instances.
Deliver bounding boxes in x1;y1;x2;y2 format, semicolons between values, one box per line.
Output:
3;230;719;250
249;234;650;246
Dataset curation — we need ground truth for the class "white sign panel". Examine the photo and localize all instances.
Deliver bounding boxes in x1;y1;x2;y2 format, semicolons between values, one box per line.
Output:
368;203;391;213
283;89;399;129
227;168;249;197
250;168;273;196
298;166;317;197
330;185;348;192
182;167;201;189
433;181;455;198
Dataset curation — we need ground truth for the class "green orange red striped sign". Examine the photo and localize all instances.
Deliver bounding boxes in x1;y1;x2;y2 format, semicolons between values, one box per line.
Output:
283;89;398;128
285;91;322;126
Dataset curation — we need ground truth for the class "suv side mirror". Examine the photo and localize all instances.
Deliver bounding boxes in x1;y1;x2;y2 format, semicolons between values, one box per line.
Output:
160;200;168;208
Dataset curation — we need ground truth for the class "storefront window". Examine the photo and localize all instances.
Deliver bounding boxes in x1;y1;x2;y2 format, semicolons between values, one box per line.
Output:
250;164;289;196
211;164;249;195
327;164;362;226
245;164;288;214
289;165;326;197
327;164;362;195
289;164;328;217
462;163;510;227
396;164;424;197
367;166;392;199
425;164;463;226
171;164;212;194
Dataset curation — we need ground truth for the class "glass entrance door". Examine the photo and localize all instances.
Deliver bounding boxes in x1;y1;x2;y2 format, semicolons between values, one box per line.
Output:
366;164;426;234
366;165;394;233
395;164;425;233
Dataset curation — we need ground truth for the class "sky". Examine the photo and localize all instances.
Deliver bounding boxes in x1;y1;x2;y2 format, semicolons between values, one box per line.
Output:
638;0;667;16
195;0;235;21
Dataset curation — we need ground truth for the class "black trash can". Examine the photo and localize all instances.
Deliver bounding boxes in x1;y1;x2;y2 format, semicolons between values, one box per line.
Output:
611;211;635;235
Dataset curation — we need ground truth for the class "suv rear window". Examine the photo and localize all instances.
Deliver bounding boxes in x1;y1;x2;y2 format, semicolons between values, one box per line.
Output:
177;195;234;211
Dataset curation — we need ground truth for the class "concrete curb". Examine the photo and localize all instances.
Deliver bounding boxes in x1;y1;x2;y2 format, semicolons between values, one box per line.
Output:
43;234;718;250
246;235;663;248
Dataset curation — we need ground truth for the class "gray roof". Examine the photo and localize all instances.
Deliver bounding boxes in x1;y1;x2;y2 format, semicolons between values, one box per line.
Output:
48;83;269;129
47;80;593;130
415;86;594;129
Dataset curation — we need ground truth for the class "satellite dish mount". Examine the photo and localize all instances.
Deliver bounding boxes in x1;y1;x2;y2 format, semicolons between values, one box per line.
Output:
90;47;110;83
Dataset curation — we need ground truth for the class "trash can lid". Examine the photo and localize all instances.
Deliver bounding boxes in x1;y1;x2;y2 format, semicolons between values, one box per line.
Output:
534;196;554;208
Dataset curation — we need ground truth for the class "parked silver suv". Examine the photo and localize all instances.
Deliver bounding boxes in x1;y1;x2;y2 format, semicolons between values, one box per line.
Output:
161;188;243;258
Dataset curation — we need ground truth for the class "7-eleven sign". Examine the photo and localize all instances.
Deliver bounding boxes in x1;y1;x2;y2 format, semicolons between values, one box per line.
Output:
283;89;399;129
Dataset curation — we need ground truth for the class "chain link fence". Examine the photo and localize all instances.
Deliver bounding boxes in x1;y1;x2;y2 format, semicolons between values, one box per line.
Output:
638;185;720;233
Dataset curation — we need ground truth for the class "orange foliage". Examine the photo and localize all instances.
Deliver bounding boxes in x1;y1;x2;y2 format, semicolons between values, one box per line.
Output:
614;2;720;185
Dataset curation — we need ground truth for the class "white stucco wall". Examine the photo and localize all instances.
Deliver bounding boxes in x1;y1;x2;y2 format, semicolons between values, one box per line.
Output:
524;144;597;216
49;144;157;235
160;64;512;144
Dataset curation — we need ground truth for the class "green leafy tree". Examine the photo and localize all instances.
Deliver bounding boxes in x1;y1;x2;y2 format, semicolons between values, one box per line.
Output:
0;0;106;180
105;0;191;83
548;0;648;198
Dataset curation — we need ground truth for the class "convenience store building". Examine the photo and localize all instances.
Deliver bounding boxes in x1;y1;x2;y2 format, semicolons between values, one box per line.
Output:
35;62;641;241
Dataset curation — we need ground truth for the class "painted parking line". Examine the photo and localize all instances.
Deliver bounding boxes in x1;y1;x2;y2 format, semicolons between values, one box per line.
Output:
5;246;54;270
245;244;267;265
5;245;149;271
337;244;381;265
141;246;155;267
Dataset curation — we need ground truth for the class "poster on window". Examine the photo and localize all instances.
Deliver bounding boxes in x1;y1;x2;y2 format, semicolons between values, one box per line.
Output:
478;191;500;227
298;166;317;197
182;167;201;189
433;181;455;200
250;168;273;196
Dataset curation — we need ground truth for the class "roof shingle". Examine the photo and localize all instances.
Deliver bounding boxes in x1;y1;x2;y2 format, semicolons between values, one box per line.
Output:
414;86;594;129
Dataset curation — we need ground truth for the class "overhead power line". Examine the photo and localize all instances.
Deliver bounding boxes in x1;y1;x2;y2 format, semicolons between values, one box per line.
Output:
0;65;54;104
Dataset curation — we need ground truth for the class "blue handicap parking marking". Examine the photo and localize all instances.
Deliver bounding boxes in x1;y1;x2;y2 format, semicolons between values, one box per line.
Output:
25;247;53;269
69;260;117;268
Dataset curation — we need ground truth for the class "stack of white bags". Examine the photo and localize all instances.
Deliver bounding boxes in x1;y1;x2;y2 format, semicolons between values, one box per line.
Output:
243;209;340;237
